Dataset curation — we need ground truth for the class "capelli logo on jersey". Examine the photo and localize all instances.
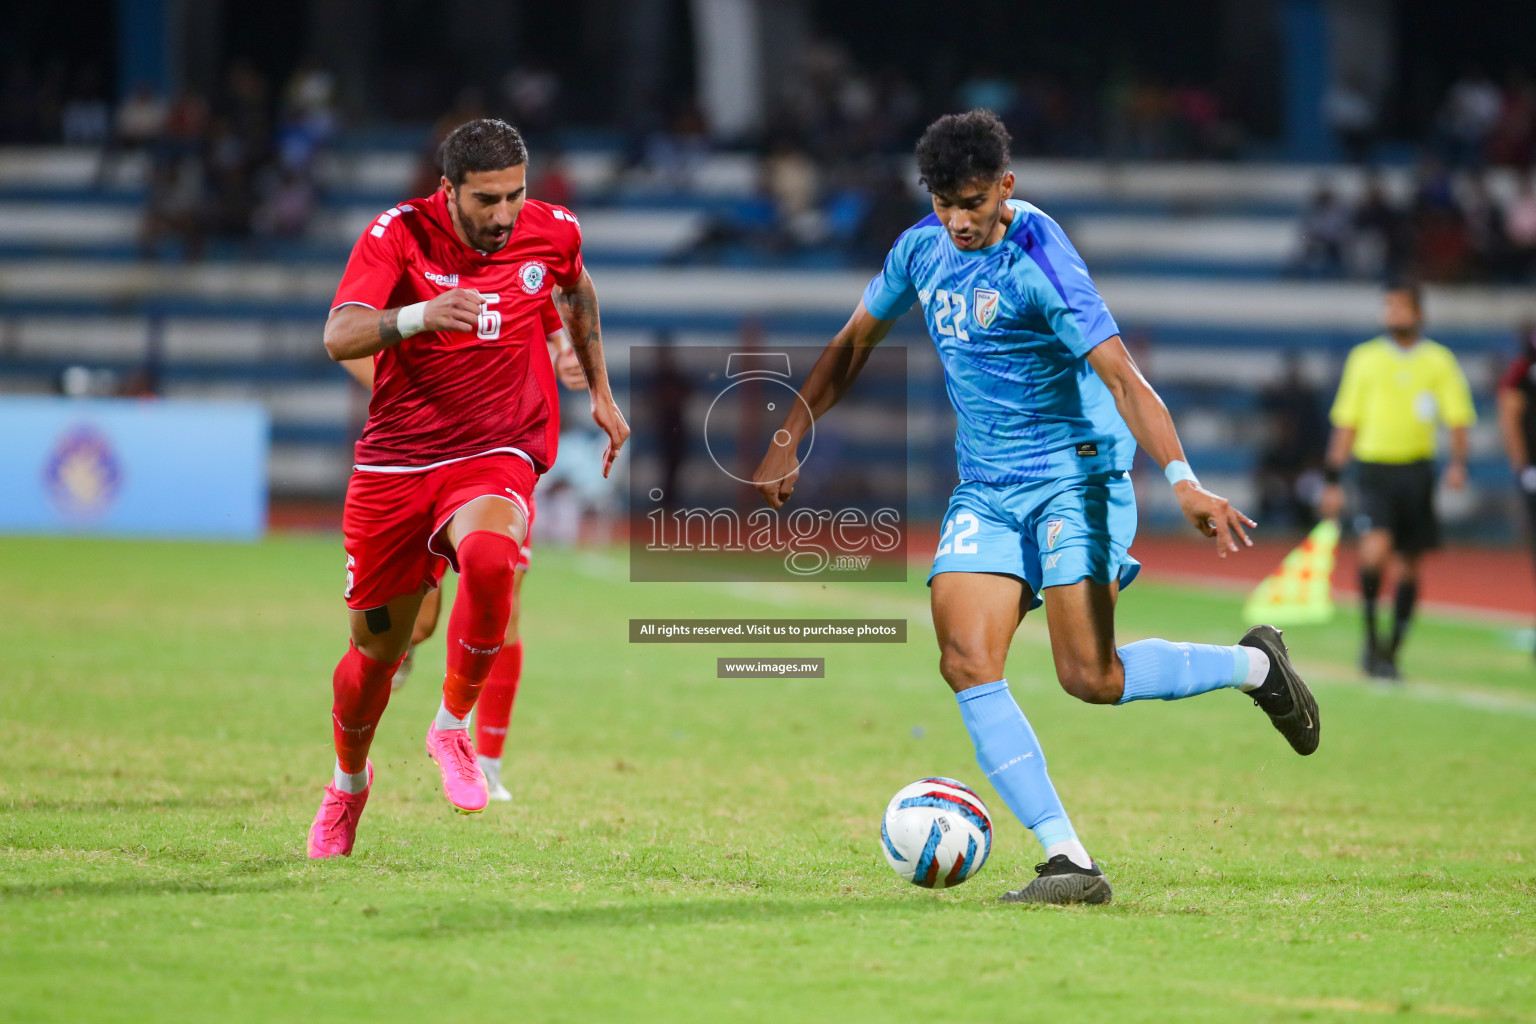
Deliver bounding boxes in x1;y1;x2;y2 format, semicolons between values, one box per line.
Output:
973;288;1000;329
424;270;460;288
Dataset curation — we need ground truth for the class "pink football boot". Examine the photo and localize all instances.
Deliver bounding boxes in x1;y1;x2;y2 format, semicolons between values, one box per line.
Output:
306;760;374;859
425;724;489;814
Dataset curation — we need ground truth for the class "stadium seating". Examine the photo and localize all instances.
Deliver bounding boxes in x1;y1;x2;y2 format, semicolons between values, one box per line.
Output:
0;145;1527;532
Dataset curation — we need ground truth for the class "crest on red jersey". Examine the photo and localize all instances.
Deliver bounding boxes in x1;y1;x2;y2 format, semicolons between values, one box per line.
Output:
518;261;548;294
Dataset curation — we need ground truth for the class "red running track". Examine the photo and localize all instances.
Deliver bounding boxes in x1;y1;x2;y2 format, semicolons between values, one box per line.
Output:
272;501;1536;620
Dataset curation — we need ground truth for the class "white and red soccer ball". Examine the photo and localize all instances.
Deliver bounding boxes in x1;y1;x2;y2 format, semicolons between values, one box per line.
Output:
880;777;992;888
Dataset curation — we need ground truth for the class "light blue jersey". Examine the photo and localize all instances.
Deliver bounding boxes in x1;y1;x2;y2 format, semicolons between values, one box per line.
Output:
862;199;1134;483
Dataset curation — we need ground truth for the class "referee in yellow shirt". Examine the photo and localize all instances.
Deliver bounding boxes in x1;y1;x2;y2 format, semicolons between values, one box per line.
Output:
1320;281;1475;679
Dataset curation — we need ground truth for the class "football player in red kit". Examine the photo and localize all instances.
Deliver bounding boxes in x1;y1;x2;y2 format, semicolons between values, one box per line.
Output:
308;118;628;859
345;294;587;804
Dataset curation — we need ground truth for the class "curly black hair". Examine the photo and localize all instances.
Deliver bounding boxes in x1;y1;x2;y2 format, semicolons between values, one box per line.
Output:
439;118;528;187
915;109;1012;196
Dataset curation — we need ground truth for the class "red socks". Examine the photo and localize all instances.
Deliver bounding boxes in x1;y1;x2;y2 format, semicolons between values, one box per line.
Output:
474;640;522;759
441;530;518;719
332;641;404;773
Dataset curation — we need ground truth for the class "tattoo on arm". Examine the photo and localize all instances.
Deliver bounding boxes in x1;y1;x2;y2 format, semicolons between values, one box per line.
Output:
378;309;402;344
562;280;608;389
565;289;599;348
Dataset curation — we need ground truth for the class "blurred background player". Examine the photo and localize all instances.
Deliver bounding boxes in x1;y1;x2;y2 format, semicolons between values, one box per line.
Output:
351;292;589;802
1320;281;1476;680
754;110;1318;906
310;117;628;859
1495;322;1536;652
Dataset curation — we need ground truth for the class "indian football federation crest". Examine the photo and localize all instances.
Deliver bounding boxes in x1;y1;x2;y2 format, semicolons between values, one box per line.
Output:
44;424;122;518
518;260;548;294
1045;518;1064;550
973;288;1001;330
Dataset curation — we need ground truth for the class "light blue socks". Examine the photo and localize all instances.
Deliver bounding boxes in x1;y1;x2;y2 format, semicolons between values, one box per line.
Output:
1116;639;1257;703
955;680;1077;849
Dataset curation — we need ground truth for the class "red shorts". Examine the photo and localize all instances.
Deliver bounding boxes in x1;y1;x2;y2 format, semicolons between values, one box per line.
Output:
342;453;536;610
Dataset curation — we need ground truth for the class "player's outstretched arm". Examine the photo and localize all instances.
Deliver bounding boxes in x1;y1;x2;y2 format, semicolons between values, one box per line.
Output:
322;288;483;361
560;269;630;477
753;301;896;509
1087;336;1255;556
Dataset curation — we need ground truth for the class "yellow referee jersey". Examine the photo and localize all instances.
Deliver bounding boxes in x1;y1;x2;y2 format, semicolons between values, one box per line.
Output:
1329;336;1476;463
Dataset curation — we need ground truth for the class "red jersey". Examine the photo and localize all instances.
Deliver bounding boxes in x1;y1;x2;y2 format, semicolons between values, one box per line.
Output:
1499;337;1536;456
332;191;583;472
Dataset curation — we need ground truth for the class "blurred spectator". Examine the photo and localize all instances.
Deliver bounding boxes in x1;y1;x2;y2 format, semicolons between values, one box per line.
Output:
1412;202;1472;283
223;60;272;167
502;67;560;137
253;167;316;239
1323;74;1377;163
1409;155;1471;281
60;67;110;146
1347;173;1409;278
1292;183;1351;277
1488;70;1536;168
115;85;167;149
1411;152;1457;212
95;83;166;187
1504;172;1536;279
1256;352;1328;528
1436;68;1503;168
957;67;1017;120
205;116;257;239
140;153;207;259
647;336;692;512
1460;173;1508;279
409;88;487;198
138;91;211;259
764;138;822;246
636;102;710;190
275;62;335;173
530;147;576;208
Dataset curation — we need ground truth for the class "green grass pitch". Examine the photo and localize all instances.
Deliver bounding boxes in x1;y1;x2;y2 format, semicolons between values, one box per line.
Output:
2;535;1534;1022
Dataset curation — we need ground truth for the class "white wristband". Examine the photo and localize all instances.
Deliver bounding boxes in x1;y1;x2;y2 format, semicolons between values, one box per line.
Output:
1164;460;1198;487
396;301;427;338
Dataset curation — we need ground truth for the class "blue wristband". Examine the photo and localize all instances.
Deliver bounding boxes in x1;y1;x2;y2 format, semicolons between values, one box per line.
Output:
1164;460;1198;487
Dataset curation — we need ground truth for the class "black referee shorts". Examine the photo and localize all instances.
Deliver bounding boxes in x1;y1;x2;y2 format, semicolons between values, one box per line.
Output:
1354;460;1439;554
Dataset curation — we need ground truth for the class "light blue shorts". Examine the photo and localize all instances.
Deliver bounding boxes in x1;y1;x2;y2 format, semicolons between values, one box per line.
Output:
927;472;1141;610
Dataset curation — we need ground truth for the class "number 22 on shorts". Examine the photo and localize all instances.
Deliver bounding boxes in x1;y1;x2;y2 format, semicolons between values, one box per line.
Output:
936;512;979;556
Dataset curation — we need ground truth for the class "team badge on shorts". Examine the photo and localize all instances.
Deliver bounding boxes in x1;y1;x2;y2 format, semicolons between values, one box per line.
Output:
1045;518;1064;550
973;288;1001;329
518;260;548;294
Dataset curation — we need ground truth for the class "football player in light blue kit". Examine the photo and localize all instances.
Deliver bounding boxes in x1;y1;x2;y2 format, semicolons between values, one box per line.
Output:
754;111;1320;905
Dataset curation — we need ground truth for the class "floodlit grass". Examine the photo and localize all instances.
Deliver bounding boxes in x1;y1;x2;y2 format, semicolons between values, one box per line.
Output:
1;536;1533;1022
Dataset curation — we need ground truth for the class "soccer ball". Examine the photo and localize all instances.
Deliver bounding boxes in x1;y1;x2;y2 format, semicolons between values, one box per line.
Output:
880;777;992;888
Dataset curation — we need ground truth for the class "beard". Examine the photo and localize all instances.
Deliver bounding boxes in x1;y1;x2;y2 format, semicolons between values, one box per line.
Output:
453;203;510;253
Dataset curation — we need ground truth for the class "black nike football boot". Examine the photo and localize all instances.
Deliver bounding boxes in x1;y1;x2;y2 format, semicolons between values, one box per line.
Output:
1239;624;1321;755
